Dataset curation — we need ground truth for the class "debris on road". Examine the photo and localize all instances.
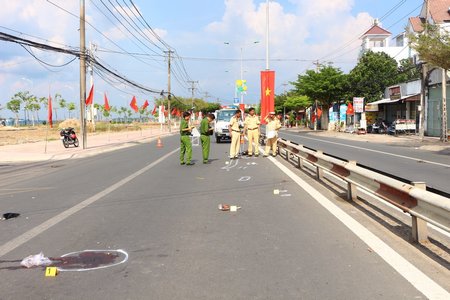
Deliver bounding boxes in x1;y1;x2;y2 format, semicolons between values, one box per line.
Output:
218;204;241;212
2;212;20;220
20;252;52;268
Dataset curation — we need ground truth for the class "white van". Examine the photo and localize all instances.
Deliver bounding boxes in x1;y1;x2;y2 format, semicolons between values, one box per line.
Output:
214;109;239;143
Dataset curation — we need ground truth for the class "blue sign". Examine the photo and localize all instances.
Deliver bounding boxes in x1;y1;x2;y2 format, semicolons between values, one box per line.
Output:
233;97;239;104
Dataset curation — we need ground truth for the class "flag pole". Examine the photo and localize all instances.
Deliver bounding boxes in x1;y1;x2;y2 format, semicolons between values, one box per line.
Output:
265;0;270;70
45;84;51;154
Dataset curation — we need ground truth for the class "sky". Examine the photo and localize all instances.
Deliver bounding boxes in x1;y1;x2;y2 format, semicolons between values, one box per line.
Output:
0;0;425;118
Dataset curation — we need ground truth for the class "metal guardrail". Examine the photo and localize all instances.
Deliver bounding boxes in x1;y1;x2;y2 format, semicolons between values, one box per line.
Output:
277;138;450;243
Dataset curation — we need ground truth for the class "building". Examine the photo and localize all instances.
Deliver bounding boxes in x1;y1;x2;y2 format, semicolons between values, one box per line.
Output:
408;0;450;137
360;19;416;63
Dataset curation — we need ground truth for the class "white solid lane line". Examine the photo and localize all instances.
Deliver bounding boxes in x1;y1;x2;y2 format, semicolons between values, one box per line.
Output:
0;148;179;258
269;156;449;299
282;132;450;168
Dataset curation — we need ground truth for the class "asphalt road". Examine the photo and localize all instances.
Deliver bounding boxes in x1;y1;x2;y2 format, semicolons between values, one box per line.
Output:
0;135;447;299
279;130;450;194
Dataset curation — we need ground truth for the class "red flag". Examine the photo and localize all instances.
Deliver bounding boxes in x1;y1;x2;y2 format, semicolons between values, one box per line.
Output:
48;94;53;128
171;107;177;116
260;70;275;124
130;96;138;112
86;84;94;105
317;107;322;118
151;105;157;115
104;93;110;111
346;102;354;115
141;100;149;110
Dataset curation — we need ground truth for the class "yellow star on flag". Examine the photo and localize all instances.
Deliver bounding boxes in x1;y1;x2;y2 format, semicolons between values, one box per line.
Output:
265;87;271;96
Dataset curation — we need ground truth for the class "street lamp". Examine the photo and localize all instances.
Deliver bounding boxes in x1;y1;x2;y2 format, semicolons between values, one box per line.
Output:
224;41;260;110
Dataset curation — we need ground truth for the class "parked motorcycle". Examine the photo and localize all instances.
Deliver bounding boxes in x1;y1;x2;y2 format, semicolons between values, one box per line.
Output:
60;127;79;148
371;120;388;134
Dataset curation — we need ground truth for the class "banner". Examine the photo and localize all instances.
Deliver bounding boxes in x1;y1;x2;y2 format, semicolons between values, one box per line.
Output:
158;105;166;123
260;70;275;124
353;97;364;113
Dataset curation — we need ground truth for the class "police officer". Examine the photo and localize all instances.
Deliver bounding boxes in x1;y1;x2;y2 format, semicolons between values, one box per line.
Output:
243;107;260;157
180;111;195;165
200;113;215;164
263;112;281;157
228;110;242;159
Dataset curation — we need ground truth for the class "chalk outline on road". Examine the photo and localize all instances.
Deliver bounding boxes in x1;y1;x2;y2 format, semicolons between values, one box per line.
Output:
267;154;449;299
282;132;450;168
56;249;129;272
0;148;179;258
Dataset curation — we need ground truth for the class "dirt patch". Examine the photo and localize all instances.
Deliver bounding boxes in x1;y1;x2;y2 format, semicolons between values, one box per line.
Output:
0;122;161;146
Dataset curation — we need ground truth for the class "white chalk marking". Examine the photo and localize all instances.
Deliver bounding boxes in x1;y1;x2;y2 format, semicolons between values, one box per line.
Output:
0;149;179;258
282;132;450;168
280;194;292;197
238;176;251;182
269;156;449;300
57;249;129;272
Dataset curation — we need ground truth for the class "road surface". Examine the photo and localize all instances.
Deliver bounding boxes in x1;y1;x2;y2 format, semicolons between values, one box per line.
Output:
0;135;448;299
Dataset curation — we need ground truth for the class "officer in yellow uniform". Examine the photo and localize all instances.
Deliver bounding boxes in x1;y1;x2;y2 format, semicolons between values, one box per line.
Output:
228;110;242;159
243;107;260;157
264;112;281;157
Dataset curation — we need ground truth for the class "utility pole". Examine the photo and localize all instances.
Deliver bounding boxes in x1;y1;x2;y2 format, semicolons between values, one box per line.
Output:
419;0;429;140
282;83;288;126
187;80;198;118
313;60;320;131
442;68;448;142
164;50;174;132
88;42;97;131
79;0;87;149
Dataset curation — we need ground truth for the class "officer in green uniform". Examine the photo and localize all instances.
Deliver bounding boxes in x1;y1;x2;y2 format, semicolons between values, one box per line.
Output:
180;111;195;165
199;113;215;164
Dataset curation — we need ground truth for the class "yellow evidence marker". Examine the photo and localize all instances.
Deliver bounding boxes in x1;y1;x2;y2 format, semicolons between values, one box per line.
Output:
45;267;58;277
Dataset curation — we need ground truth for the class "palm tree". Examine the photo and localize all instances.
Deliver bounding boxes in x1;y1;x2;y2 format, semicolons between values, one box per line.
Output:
67;102;76;118
54;93;66;120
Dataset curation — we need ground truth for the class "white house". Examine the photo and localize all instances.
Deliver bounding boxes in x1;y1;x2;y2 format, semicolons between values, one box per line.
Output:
360;19;416;63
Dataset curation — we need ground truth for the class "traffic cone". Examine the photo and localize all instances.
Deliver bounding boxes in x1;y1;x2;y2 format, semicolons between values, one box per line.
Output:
156;137;163;148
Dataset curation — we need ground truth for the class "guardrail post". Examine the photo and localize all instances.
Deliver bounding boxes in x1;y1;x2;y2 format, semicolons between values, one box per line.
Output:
316;151;323;180
347;161;357;201
297;157;303;169
285;149;290;161
411;182;428;243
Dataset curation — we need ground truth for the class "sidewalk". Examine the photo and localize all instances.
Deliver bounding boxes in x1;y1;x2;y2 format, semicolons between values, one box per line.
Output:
0;127;174;163
281;126;450;153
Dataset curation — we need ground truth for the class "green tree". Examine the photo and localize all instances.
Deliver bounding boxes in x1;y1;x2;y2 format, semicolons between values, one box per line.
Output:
285;95;312;111
348;51;399;103
409;24;450;70
397;58;420;82
67;102;76;118
58;95;67;119
25;95;41;126
7;98;21;126
7;91;34;126
292;65;348;108
93;103;102;121
119;106;127;123
53;93;64;121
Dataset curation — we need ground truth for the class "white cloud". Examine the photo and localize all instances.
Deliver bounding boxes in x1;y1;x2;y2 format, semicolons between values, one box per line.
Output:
205;0;373;72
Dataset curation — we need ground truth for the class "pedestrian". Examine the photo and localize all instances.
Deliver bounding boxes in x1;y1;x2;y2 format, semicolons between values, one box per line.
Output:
180;111;195;165
243;107;260;157
200;113;215;164
228;109;242;159
264;111;281;157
